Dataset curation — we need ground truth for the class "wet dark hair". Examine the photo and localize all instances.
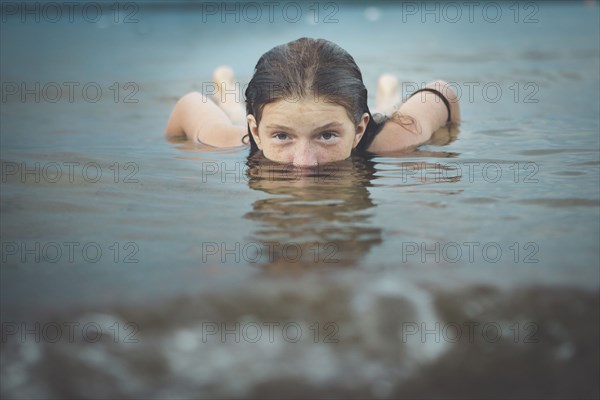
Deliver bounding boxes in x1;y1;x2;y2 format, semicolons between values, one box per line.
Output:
243;37;387;155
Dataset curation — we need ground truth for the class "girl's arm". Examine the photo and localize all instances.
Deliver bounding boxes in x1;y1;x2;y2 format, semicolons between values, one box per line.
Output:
367;80;460;153
165;92;245;147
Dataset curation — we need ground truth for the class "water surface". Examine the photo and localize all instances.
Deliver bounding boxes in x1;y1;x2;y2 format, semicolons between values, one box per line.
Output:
1;1;599;398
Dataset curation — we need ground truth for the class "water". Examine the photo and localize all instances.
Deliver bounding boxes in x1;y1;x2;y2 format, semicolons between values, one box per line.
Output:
1;1;599;398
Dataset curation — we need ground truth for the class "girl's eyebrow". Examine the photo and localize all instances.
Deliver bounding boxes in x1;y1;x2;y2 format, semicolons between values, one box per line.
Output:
265;122;344;132
314;122;344;131
265;124;292;131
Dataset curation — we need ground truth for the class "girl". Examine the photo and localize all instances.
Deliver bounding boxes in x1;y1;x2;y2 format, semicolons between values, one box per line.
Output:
166;37;460;167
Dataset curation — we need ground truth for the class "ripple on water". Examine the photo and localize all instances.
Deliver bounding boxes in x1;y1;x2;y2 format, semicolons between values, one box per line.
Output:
517;148;599;156
516;198;599;208
551;171;587;176
462;197;498;204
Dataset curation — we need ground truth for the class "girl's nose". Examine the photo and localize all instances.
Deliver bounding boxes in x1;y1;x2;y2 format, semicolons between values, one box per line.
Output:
292;142;318;168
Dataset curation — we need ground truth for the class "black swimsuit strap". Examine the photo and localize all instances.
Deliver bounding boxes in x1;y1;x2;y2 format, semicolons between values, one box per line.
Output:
409;88;452;124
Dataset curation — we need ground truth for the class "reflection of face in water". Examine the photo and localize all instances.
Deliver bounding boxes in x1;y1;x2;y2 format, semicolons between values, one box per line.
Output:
241;128;463;271
244;154;382;270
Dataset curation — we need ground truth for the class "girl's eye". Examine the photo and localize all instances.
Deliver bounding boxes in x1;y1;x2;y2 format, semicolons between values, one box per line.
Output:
274;133;288;141
321;132;337;140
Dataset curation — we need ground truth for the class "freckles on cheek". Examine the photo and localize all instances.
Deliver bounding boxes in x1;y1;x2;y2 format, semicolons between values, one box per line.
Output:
263;146;292;163
318;146;350;163
331;141;355;160
334;148;352;162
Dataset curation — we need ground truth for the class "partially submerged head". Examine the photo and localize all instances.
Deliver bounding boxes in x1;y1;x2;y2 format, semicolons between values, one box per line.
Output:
245;37;384;166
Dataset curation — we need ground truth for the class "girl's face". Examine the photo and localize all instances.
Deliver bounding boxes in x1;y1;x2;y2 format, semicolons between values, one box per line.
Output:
247;98;369;166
